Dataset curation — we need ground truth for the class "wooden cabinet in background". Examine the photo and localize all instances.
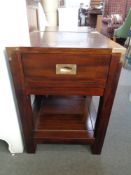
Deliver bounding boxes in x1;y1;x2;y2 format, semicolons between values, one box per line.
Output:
90;0;102;8
88;9;102;28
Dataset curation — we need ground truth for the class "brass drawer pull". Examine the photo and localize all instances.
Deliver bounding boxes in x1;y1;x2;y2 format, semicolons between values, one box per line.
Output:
56;64;77;75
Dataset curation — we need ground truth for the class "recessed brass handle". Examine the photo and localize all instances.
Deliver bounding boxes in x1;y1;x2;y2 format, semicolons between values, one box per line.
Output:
56;64;77;75
60;66;72;73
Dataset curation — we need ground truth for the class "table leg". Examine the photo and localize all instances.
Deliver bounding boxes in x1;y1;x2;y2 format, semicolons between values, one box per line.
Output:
91;54;122;154
9;52;36;153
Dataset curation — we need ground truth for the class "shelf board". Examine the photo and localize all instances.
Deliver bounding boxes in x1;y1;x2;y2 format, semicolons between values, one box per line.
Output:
33;96;96;144
40;96;87;114
34;130;95;144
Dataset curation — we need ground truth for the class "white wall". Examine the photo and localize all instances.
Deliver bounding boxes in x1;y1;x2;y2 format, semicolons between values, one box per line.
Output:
58;8;79;27
0;0;30;153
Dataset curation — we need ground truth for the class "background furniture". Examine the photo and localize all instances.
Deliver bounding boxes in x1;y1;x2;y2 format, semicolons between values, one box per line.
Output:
90;0;102;8
7;27;125;154
96;15;102;32
101;0;131;38
88;9;102;28
114;8;131;40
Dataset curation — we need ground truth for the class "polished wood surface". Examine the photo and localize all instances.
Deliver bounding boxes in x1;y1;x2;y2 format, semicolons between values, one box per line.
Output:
29;27;124;51
22;51;110;90
34;96;95;144
92;54;122;154
7;27;125;154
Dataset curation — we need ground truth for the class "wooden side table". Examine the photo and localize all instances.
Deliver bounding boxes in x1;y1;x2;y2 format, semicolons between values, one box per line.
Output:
6;27;126;154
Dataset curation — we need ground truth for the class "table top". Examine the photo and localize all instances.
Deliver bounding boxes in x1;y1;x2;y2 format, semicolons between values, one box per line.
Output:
7;26;126;62
29;27;126;59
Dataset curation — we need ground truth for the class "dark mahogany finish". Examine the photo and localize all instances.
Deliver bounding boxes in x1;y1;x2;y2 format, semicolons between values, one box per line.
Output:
88;9;102;28
7;27;124;154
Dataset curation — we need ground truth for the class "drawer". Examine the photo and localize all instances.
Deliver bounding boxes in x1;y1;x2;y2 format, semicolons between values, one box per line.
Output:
21;53;111;89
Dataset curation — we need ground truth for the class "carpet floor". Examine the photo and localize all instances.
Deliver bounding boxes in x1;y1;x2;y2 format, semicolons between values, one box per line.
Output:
0;73;131;175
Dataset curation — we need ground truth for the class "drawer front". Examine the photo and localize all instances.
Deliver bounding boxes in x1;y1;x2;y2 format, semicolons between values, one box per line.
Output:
21;53;111;89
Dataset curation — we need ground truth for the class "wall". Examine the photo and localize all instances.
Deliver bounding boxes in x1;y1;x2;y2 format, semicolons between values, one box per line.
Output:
0;0;30;153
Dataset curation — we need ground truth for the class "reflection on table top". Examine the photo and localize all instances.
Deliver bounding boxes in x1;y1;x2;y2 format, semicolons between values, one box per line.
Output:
29;26;126;57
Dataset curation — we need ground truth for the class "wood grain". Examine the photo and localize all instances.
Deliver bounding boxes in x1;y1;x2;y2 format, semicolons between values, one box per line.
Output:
6;27;123;154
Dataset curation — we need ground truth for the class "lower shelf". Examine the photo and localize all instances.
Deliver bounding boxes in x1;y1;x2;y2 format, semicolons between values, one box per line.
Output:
34;130;95;144
33;96;96;144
